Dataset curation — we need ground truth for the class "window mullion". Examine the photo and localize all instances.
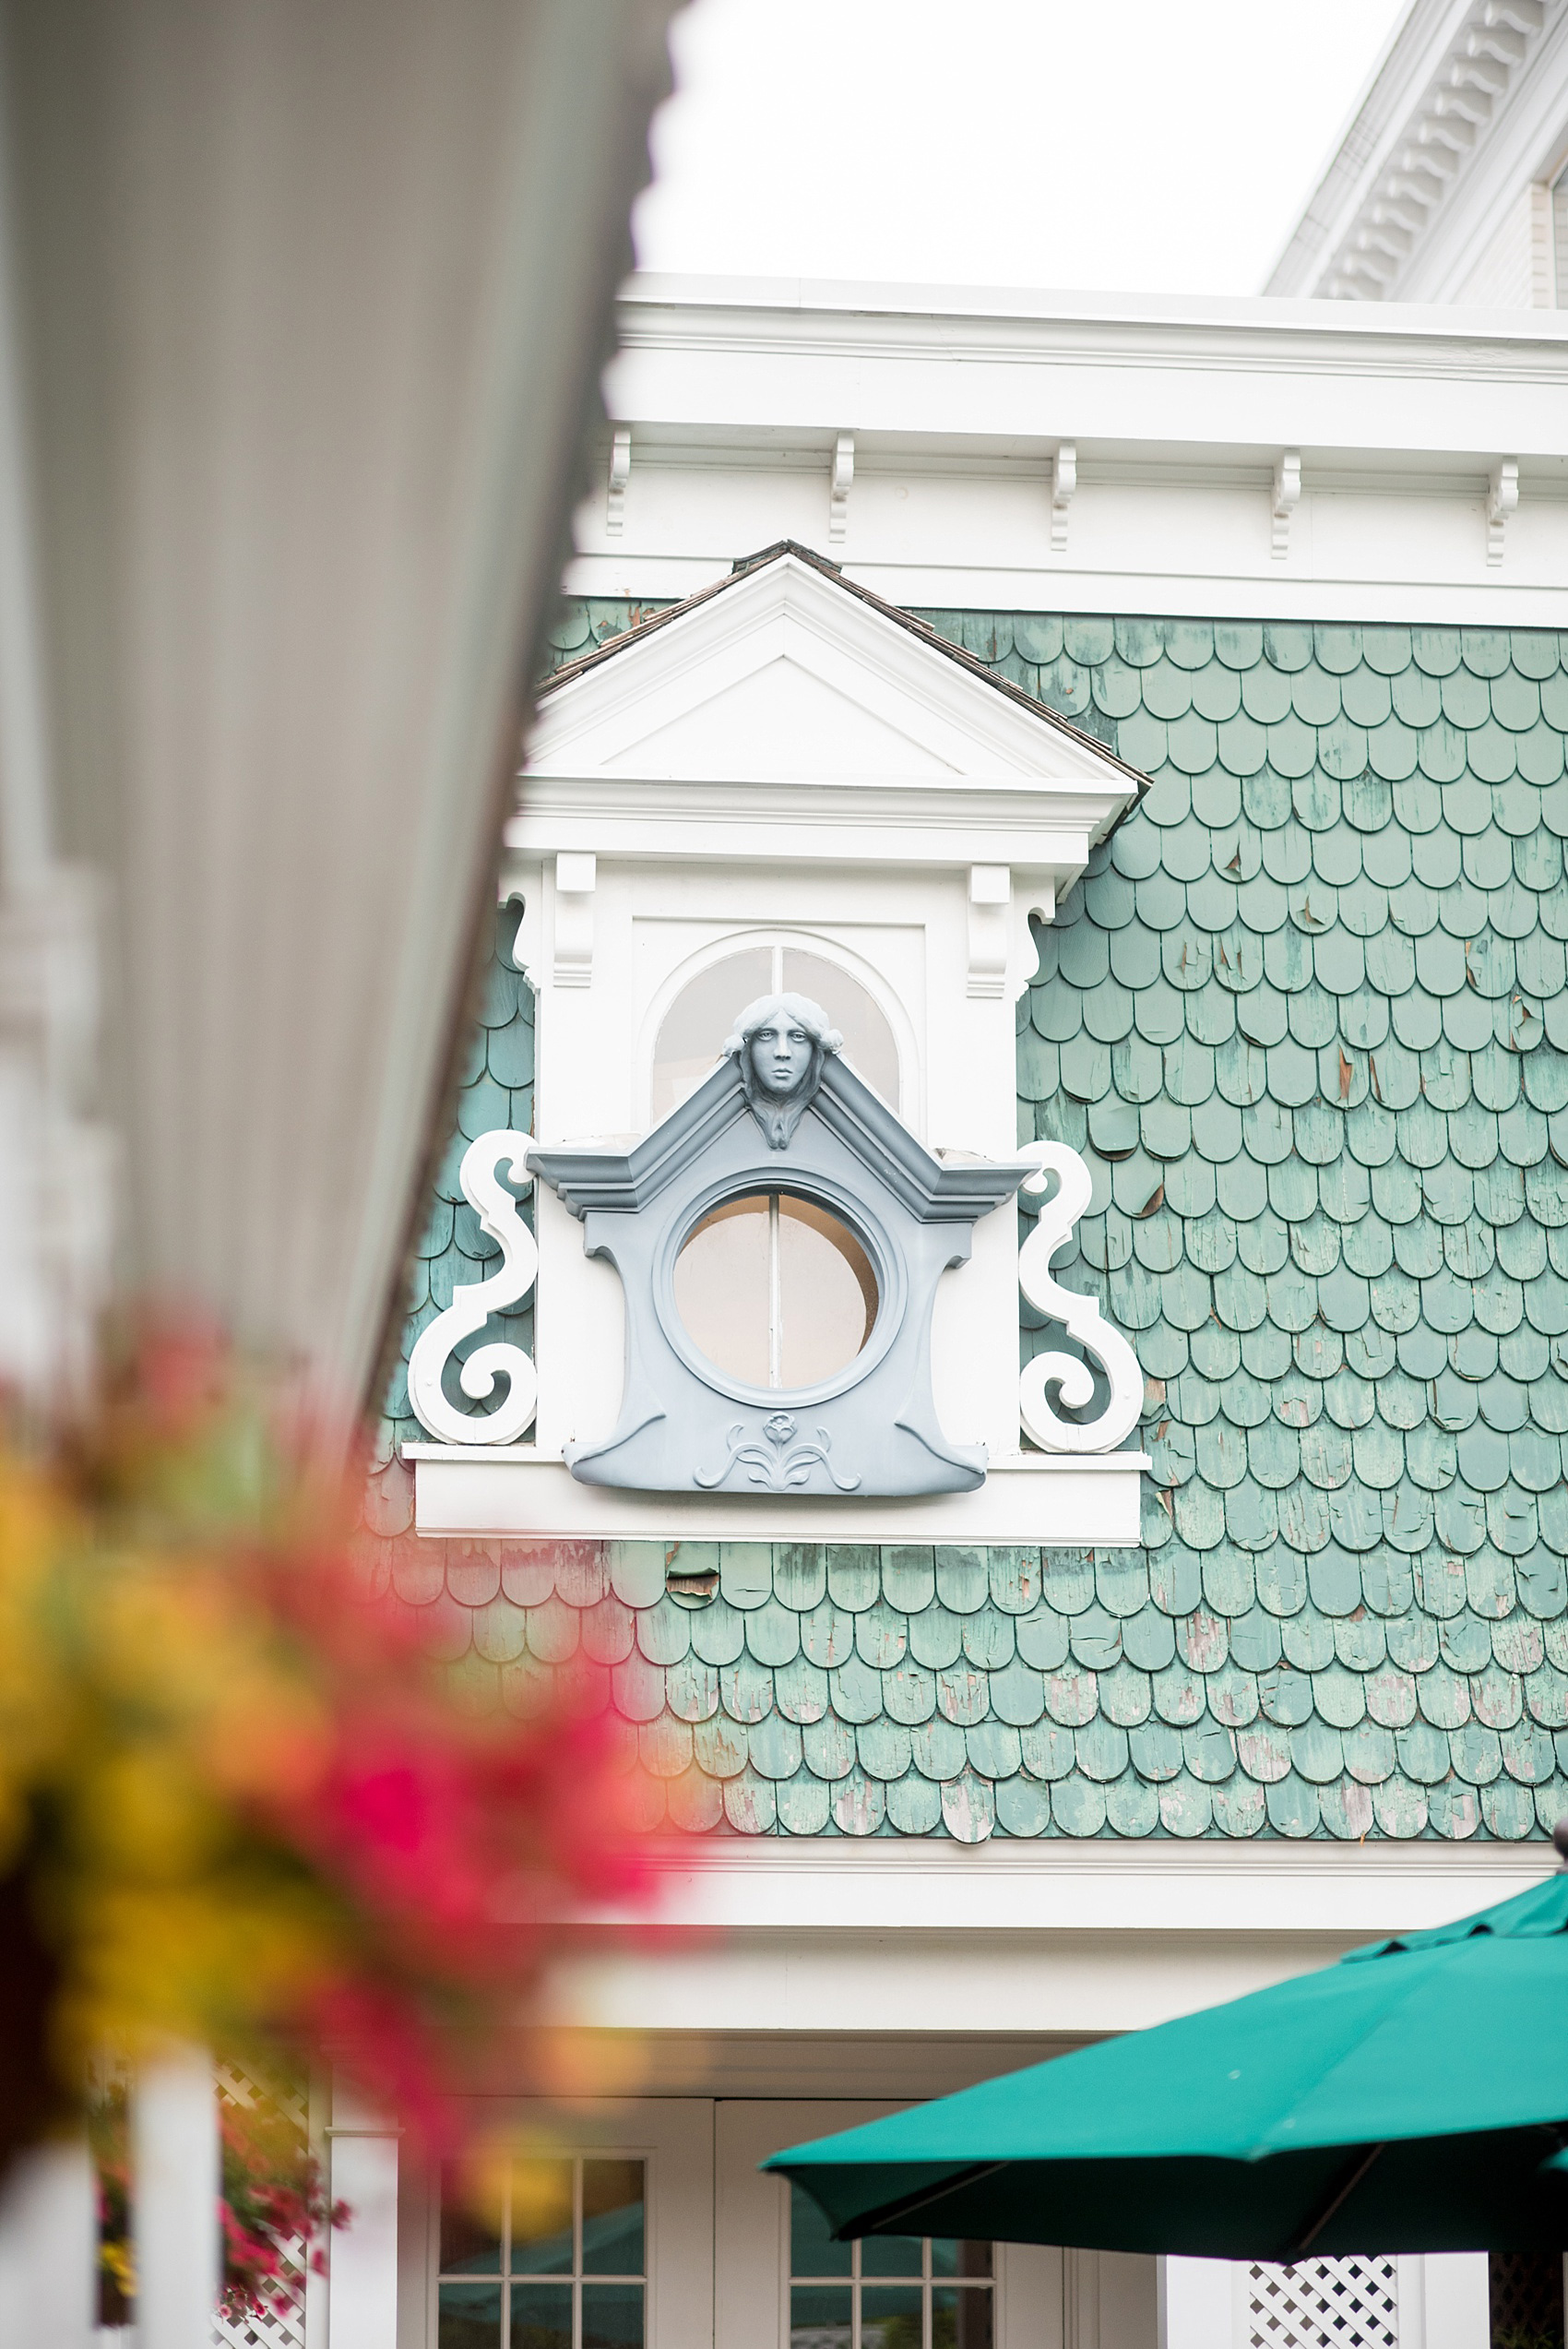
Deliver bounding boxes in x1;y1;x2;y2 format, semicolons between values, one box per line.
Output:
574;2157;584;2349
501;2170;512;2349
767;1191;782;1389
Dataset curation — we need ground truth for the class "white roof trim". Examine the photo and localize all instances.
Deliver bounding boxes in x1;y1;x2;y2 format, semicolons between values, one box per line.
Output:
1265;0;1568;301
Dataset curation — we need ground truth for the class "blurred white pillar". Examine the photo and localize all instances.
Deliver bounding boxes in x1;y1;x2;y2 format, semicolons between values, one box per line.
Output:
0;2138;96;2349
326;2081;399;2349
1158;2257;1232;2349
1417;2254;1490;2349
133;2047;220;2349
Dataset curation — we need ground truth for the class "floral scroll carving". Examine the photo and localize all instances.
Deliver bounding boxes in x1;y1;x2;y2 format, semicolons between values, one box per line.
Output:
695;1411;861;1493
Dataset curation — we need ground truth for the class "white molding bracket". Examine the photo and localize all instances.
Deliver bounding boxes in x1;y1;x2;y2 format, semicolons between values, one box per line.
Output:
1488;456;1518;565
552;849;596;987
406;1130;538;1445
966;863;1010;999
606;425;631;535
1051;440;1076;552
829;431;854;543
1017;1140;1145;1453
1271;450;1301;559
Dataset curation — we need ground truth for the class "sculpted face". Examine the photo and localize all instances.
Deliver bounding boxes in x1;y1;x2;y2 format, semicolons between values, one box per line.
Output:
750;1018;814;1098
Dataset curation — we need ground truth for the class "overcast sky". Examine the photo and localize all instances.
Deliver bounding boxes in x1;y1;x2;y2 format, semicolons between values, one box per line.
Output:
633;0;1411;297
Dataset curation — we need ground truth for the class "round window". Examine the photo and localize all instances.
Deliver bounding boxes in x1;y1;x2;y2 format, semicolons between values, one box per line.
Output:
672;1193;879;1391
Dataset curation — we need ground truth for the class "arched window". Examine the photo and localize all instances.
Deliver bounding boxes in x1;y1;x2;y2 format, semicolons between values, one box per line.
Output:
649;943;900;1125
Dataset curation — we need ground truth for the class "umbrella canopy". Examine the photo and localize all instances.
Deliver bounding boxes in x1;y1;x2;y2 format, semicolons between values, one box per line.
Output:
767;1868;1568;2258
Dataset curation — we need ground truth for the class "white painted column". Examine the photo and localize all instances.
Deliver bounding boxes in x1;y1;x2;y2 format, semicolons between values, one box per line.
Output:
0;2138;96;2349
1158;2257;1232;2349
133;2047;220;2349
326;2081;399;2349
1415;2254;1490;2349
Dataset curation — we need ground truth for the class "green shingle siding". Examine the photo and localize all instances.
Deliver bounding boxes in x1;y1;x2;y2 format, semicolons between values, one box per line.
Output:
374;600;1568;1843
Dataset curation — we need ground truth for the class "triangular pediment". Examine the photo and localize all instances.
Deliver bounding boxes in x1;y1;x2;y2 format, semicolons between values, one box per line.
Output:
526;544;1144;800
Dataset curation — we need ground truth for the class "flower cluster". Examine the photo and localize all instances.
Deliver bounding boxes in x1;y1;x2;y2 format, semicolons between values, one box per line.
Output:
94;2079;348;2322
0;1325;652;2178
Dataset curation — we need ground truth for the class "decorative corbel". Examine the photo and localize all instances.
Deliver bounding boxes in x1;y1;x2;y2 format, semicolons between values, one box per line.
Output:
1272;451;1301;559
606;426;631;535
829;433;854;543
1488;458;1518;566
1017;1141;1144;1452
1051;442;1076;553
967;864;1010;999
407;1133;538;1445
552;851;595;988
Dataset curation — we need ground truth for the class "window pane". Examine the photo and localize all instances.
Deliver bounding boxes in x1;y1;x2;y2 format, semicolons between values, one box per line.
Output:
582;2160;645;2276
790;2284;852;2349
778;1198;877;1389
673;1196;771;1387
582;2283;644;2349
511;2283;573;2349
790;2184;851;2278
650;946;900;1128
440;2164;503;2275
861;2283;922;2349
931;2241;992;2279
675;1194;877;1391
933;2285;992;2349
861;2234;921;2277
511;2160;575;2275
651;948;774;1122
438;2281;504;2349
782;950;899;1106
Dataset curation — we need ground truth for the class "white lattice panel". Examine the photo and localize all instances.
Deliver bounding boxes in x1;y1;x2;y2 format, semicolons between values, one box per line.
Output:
1244;2258;1398;2349
210;2059;310;2349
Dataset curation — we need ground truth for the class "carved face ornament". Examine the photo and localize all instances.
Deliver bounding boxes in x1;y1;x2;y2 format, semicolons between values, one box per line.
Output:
725;991;843;1149
750;1017;814;1098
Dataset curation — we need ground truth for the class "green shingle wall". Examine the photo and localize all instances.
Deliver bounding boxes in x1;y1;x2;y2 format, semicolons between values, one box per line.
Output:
372;599;1568;1844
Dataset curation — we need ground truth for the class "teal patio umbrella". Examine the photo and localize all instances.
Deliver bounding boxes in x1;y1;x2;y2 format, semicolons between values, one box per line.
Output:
767;1864;1568;2258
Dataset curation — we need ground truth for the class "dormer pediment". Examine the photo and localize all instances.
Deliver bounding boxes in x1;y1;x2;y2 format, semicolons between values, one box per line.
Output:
516;544;1143;877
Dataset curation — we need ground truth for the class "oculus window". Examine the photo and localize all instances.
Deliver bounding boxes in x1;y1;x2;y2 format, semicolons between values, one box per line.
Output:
674;1193;878;1391
438;2156;645;2349
790;2186;992;2349
652;944;898;1123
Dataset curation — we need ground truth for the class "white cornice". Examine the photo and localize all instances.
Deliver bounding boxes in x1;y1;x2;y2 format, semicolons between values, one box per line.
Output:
607;276;1568;458
607;1831;1556;1938
535;1836;1559;2038
1265;0;1568;301
506;775;1124;874
574;279;1568;624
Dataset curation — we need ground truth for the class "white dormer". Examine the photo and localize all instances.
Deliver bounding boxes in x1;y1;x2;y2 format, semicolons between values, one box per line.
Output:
407;544;1150;1545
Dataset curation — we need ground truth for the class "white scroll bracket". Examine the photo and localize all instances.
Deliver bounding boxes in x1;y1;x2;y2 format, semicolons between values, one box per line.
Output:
1017;1139;1144;1454
407;1130;538;1445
